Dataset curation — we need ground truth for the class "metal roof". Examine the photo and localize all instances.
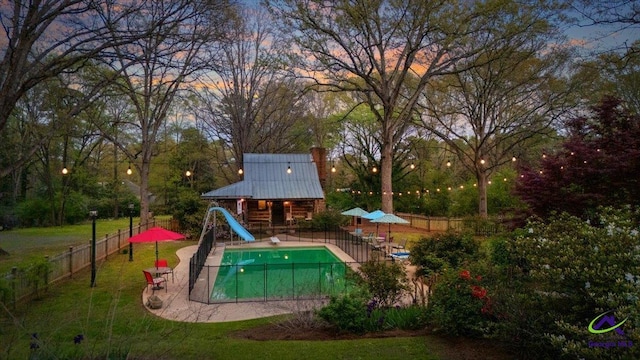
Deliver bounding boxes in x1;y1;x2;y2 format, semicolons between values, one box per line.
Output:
201;153;325;200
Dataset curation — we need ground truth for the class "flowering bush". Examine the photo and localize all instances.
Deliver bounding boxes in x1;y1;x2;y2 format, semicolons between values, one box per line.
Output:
428;268;494;336
506;207;640;359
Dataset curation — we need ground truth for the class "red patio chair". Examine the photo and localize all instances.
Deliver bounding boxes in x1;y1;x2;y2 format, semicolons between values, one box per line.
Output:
143;270;167;293
154;259;174;283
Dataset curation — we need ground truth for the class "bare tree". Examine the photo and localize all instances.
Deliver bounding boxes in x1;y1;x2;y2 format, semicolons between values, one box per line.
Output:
265;0;529;213
0;1;148;177
420;25;575;217
96;0;235;222
193;6;307;183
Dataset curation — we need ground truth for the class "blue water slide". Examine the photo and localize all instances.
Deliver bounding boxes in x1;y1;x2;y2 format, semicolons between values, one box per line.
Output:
209;207;255;242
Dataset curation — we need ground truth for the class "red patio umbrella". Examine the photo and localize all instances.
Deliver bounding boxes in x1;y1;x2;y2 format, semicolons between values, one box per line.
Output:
128;227;185;265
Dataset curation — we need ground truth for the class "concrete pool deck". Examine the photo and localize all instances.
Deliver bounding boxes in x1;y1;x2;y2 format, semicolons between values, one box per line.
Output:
140;237;359;323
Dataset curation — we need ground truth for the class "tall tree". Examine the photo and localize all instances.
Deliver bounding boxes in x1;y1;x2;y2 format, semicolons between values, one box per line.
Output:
193;6;307;184
265;0;535;213
575;42;640;113
515;97;640;219
420;11;574;218
96;0;234;222
0;1;146;178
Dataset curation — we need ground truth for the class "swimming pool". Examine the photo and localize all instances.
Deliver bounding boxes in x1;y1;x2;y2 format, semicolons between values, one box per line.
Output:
210;246;355;302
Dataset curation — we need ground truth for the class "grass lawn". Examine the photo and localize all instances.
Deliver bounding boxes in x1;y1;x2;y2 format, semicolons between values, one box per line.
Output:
0;238;447;359
0;217;162;274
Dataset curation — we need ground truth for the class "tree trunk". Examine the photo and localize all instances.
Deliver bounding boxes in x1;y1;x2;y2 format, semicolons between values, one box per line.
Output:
139;155;152;226
381;141;394;213
477;170;488;218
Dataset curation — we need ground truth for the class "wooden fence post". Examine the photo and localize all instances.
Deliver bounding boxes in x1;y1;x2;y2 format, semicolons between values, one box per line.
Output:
11;267;17;310
69;246;74;278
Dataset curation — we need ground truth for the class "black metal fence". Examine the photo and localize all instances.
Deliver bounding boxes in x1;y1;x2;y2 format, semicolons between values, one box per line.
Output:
188;225;373;303
191;260;359;304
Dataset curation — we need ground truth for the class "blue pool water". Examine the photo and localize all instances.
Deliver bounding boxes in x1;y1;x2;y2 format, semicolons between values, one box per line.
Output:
211;246;353;301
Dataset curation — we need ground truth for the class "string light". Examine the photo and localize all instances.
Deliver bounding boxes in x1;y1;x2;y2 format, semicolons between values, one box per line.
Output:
185;170;192;177
287;162;292;174
331;164;336;173
446;160;451;167
372;166;378;173
62;167;68;175
238;168;244;175
410;162;415;170
512;156;517;162
127;164;132;175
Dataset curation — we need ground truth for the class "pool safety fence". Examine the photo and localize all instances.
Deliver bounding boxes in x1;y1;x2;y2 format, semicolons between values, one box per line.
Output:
189;260;359;304
188;226;372;302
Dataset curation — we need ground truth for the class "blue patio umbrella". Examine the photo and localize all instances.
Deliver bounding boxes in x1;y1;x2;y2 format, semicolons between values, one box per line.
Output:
341;207;369;231
370;213;409;239
362;210;386;235
362;210;385;220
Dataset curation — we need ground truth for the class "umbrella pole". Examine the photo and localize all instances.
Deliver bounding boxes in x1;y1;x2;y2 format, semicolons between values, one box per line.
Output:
155;241;159;268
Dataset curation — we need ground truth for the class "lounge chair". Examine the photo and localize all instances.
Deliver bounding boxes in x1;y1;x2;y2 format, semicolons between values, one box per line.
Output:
392;239;407;251
389;251;410;262
365;233;383;251
270;236;281;245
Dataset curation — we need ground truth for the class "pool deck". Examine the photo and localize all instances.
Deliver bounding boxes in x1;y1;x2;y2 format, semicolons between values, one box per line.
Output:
141;236;359;323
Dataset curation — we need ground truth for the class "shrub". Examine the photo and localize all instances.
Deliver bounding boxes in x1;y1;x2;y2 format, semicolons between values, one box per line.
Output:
502;207;640;359
428;268;494;337
411;231;479;278
310;209;349;230
357;259;408;308
316;291;369;334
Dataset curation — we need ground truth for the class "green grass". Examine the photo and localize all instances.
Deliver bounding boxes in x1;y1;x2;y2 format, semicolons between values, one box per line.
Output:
0;223;488;359
0;239;448;359
0;216;172;274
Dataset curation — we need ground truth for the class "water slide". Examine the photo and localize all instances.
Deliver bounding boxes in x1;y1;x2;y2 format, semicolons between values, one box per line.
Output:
208;206;255;242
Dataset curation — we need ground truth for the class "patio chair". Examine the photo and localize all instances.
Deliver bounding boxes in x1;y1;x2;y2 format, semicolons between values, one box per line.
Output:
392;239;407;251
143;270;167;293
270;236;281;245
154;259;174;283
366;233;383;251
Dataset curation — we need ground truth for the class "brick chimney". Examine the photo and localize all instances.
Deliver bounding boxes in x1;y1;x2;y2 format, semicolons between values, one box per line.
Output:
310;147;326;188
